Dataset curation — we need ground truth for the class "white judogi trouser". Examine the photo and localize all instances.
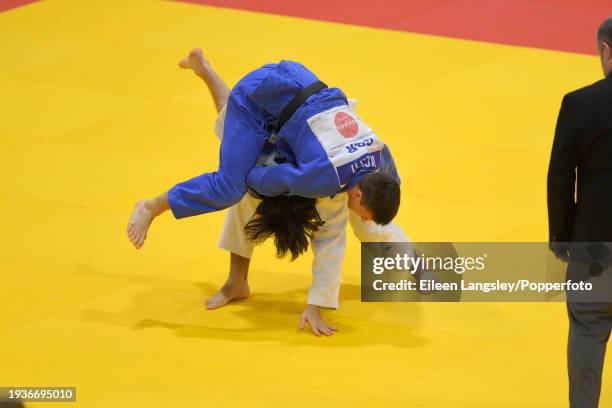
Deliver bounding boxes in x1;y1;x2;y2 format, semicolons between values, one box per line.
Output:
214;100;412;309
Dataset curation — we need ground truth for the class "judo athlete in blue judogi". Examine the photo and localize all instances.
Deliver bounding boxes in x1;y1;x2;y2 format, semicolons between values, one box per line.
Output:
167;57;400;219
127;49;412;336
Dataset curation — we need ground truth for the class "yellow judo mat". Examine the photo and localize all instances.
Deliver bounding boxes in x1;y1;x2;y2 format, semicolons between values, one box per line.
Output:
0;0;609;406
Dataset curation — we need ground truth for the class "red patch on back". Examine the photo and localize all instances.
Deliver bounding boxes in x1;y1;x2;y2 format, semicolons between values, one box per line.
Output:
334;112;358;138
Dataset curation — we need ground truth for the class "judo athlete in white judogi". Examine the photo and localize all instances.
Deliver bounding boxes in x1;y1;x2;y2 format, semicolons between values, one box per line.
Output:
127;49;415;336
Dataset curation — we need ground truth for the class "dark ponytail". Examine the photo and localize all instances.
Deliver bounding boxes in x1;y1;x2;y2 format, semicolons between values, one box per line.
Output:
245;196;325;261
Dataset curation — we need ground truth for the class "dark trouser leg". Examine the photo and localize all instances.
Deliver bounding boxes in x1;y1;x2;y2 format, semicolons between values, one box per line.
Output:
567;301;612;407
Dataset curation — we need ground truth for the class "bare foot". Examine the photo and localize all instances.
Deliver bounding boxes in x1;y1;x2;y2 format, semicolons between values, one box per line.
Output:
206;281;250;310
178;48;211;78
127;200;155;249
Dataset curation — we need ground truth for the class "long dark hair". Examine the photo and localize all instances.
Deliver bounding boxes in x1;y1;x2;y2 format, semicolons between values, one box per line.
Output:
245;195;325;261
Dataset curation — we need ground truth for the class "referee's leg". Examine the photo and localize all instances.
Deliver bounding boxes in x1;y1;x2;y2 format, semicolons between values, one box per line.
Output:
567;301;612;407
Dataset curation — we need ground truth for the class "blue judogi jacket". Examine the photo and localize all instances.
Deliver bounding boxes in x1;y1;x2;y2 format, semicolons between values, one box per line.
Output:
168;60;400;219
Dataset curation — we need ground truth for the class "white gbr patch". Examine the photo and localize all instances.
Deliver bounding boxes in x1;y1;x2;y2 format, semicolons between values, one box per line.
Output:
307;105;384;187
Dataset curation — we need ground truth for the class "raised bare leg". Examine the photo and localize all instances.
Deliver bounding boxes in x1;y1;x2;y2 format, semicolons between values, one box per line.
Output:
178;52;250;307
127;52;230;249
179;48;230;113
127;192;169;249
206;252;251;310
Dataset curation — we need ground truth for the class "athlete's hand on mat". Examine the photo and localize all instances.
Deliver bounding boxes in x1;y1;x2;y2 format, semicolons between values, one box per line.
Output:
299;304;338;336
